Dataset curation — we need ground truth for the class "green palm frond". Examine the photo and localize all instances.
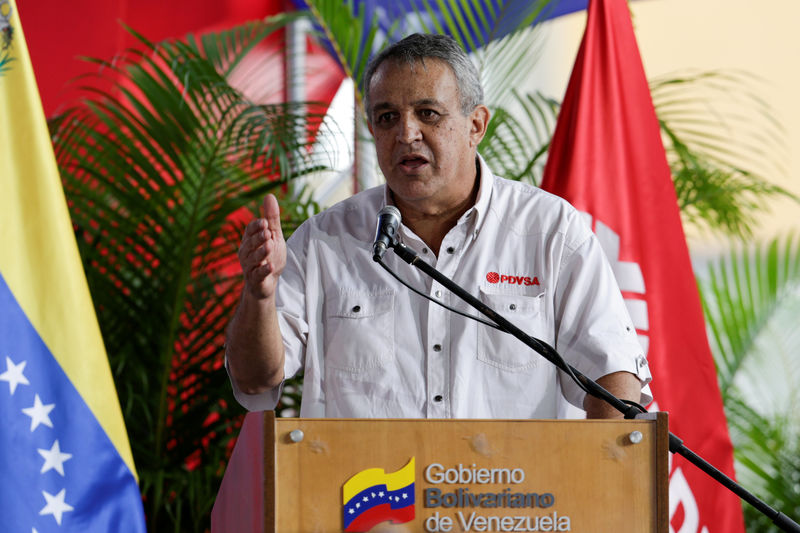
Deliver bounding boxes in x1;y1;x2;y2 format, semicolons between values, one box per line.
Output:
51;16;330;531
724;394;800;531
698;235;800;529
652;70;798;238
480;89;558;184
700;234;800;397
305;0;386;103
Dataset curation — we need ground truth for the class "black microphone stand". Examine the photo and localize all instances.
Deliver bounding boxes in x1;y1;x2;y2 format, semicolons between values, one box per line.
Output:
381;240;800;533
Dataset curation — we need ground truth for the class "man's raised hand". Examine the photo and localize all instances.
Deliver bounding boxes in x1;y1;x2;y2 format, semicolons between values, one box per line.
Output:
238;194;286;300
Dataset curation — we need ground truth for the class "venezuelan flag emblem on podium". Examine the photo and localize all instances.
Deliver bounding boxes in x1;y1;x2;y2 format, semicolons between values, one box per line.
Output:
343;457;416;532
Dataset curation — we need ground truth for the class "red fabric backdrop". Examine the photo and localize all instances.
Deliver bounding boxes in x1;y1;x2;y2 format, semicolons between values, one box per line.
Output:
16;0;344;117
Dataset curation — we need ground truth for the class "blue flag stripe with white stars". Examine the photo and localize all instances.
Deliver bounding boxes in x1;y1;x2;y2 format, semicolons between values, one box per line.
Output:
0;274;146;532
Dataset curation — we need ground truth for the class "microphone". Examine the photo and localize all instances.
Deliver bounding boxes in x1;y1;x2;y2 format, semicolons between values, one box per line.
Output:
372;205;401;262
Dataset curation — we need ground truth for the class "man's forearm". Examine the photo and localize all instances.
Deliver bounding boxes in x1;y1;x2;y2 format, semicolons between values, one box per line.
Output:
226;292;286;394
584;371;642;419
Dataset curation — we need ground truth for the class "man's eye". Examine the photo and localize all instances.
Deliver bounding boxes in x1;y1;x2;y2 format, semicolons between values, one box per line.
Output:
376;112;396;123
420;109;439;119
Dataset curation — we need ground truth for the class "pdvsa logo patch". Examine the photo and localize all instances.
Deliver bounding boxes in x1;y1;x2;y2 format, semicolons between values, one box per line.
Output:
486;272;540;286
343;457;415;532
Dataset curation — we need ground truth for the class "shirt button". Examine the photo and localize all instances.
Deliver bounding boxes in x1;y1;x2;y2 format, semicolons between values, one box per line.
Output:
509;303;517;311
352;305;361;313
434;290;442;299
446;246;455;254
422;248;429;254
433;344;442;352
433;395;443;402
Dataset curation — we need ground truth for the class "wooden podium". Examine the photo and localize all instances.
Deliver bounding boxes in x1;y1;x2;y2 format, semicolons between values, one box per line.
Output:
212;411;668;532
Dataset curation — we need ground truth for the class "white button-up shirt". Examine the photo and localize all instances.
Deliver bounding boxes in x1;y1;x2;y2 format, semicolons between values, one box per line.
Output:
230;157;652;418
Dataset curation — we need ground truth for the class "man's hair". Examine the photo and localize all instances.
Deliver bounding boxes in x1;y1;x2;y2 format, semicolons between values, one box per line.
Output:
362;33;484;120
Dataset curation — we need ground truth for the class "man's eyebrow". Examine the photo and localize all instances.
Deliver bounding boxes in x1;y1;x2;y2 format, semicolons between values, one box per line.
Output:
371;102;394;113
371;99;444;113
412;98;444;107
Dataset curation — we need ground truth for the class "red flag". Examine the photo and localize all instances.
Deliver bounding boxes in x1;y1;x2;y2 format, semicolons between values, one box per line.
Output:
541;0;744;531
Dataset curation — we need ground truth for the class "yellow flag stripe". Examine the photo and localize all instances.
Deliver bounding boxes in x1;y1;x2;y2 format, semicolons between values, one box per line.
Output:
343;457;415;502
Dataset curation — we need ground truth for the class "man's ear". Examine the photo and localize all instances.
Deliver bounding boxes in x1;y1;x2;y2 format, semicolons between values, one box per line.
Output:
469;104;491;147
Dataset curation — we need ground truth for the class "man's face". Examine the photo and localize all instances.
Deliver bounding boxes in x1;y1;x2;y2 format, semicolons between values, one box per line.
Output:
366;59;488;214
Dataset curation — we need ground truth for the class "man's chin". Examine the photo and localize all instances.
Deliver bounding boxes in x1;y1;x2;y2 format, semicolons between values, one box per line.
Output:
386;181;435;205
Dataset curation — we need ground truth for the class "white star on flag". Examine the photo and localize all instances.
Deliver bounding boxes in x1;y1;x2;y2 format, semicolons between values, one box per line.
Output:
362;496;369;502
0;356;29;395
39;488;74;525
22;394;55;432
38;440;72;476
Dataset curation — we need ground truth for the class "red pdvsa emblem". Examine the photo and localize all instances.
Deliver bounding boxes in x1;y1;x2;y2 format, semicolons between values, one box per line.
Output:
486;272;540;286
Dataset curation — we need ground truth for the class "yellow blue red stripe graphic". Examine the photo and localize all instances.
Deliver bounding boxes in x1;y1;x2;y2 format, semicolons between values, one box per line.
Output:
0;1;146;530
342;457;415;532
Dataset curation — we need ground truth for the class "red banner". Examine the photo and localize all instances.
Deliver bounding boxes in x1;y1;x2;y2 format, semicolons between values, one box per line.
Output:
540;0;744;531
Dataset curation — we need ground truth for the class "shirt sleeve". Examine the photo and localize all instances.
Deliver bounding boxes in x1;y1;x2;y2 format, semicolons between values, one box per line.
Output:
553;225;653;410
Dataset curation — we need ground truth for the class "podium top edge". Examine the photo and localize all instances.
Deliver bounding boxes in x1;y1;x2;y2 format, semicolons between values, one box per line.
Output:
261;411;668;423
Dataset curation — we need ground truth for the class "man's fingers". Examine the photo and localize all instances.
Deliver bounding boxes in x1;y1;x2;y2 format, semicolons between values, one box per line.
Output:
262;194;285;241
239;231;265;264
242;219;267;248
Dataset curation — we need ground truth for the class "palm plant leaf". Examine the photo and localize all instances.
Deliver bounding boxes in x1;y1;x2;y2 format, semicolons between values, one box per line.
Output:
305;0;387;102
651;70;798;238
700;234;800;397
51;16;332;531
698;235;800;527
479;89;558;184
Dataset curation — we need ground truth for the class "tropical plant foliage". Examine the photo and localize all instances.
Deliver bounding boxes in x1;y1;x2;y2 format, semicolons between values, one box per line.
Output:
699;235;800;529
651;70;795;238
51;15;330;532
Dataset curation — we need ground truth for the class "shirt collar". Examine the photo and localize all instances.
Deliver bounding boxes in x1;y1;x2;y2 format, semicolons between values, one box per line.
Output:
465;153;493;238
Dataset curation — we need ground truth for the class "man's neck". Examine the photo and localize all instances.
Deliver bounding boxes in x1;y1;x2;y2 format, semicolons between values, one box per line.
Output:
392;161;480;256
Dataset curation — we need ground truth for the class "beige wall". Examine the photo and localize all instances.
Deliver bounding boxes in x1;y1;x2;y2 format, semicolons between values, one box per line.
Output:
528;0;800;253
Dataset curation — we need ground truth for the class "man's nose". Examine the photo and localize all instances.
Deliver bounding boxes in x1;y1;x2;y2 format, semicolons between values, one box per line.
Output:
396;115;422;144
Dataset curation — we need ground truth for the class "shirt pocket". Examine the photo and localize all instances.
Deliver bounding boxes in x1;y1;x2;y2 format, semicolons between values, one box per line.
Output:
323;289;395;372
477;288;546;373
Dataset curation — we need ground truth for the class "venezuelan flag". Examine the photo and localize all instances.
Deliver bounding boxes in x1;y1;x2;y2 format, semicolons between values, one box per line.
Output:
342;457;415;532
0;1;146;531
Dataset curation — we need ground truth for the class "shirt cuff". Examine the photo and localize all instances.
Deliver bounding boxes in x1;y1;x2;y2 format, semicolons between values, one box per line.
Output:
224;354;284;412
559;351;653;411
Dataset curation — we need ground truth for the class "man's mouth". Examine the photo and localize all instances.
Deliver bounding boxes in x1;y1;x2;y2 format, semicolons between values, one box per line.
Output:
398;154;429;171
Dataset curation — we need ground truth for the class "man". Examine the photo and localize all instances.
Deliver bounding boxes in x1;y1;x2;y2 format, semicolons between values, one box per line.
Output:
226;33;651;419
